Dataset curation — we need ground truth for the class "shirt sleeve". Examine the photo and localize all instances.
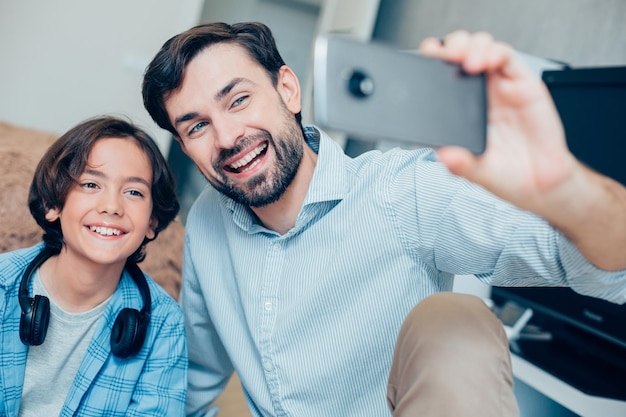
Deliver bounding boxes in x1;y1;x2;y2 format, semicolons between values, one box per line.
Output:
387;150;626;303
181;234;235;417
558;236;626;304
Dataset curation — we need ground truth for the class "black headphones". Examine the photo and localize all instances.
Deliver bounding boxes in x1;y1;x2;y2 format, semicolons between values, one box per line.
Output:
18;246;152;358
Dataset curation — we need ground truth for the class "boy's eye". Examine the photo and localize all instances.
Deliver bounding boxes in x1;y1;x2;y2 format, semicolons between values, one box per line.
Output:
81;182;99;189
126;189;145;197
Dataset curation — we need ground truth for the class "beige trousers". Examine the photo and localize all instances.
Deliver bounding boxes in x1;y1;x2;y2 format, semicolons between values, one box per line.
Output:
387;292;519;417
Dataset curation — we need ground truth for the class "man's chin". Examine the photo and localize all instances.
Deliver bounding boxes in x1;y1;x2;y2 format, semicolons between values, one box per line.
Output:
238;188;283;208
211;182;278;207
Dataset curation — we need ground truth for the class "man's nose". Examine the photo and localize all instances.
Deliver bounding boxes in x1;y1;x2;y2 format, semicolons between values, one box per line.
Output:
212;115;245;149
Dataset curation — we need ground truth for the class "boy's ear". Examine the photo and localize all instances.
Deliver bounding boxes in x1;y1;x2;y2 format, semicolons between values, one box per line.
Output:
146;217;158;240
45;208;60;222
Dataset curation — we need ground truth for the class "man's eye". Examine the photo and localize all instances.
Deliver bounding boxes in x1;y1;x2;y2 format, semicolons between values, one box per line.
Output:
232;95;248;108
190;121;208;134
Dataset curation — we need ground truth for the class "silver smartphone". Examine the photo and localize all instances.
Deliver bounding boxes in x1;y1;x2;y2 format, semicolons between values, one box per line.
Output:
313;34;487;154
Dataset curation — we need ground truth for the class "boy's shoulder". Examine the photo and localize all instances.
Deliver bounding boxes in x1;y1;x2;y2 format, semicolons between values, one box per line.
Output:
142;271;183;315
0;243;42;262
0;244;44;287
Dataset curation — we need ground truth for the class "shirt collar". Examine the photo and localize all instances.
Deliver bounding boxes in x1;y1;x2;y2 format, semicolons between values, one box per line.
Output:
301;125;346;205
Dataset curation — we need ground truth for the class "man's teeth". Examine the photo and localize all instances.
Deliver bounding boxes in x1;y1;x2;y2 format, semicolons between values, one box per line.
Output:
229;143;267;170
89;226;121;236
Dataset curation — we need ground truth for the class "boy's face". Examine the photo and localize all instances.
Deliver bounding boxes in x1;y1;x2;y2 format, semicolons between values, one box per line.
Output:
164;43;305;207
45;137;156;269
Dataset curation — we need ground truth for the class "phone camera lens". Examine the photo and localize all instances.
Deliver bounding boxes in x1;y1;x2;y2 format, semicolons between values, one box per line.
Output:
347;70;374;99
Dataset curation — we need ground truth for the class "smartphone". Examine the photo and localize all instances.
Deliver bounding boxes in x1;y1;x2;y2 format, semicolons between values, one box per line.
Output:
313;34;487;154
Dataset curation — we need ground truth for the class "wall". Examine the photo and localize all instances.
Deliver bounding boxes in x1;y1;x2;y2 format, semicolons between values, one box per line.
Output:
0;0;204;153
373;0;626;66
199;0;321;90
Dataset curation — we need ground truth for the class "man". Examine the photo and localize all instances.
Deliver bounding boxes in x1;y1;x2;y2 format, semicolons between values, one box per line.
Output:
142;22;626;417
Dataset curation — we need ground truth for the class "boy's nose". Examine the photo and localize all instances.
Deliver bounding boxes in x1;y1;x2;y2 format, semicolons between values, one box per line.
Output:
98;193;123;216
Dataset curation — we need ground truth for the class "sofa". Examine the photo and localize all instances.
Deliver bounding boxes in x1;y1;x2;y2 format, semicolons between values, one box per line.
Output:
0;120;248;416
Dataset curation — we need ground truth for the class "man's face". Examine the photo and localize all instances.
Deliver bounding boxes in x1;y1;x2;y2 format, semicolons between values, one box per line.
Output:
164;43;305;207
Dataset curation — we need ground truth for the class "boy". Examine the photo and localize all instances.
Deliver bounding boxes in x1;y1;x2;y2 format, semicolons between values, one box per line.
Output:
0;116;187;416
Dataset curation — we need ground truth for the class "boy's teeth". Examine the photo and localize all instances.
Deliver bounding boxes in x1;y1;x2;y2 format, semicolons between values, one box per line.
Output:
90;226;121;236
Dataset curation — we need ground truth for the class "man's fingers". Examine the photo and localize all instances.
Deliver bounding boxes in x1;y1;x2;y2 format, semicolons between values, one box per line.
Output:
420;31;516;76
463;31;496;73
418;37;445;56
419;30;471;61
435;146;480;180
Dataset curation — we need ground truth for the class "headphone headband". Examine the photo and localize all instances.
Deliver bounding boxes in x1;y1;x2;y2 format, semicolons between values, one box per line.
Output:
125;260;151;318
18;246;56;314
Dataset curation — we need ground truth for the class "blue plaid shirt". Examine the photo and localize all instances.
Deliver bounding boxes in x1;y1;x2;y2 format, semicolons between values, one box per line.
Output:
182;126;626;417
0;244;187;416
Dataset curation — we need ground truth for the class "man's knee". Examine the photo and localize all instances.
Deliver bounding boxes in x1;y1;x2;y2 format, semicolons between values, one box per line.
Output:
390;291;512;395
387;292;518;417
400;292;506;348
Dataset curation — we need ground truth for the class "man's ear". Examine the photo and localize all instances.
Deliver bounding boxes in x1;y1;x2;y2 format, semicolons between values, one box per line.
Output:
277;65;302;115
45;208;60;222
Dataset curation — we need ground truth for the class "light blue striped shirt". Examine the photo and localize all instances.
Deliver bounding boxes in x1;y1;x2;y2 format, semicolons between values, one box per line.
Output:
182;126;626;417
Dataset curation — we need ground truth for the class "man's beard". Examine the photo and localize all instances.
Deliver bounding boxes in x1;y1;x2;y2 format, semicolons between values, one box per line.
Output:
208;120;305;208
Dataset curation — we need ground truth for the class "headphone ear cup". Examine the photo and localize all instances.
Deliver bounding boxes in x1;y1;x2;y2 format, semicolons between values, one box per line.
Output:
110;308;146;358
20;295;50;346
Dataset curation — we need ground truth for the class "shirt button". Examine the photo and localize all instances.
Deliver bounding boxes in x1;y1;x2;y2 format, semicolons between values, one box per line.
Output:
272;243;281;252
264;301;273;311
263;359;273;372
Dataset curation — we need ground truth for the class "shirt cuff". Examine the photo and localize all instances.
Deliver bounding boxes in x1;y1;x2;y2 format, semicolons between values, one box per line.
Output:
559;235;626;304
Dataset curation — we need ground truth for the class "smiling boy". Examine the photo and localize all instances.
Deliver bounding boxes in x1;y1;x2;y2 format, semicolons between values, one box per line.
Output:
0;116;187;416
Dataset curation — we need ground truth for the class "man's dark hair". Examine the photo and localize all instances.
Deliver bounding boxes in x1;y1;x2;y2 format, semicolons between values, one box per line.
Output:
28;115;180;263
142;21;301;136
